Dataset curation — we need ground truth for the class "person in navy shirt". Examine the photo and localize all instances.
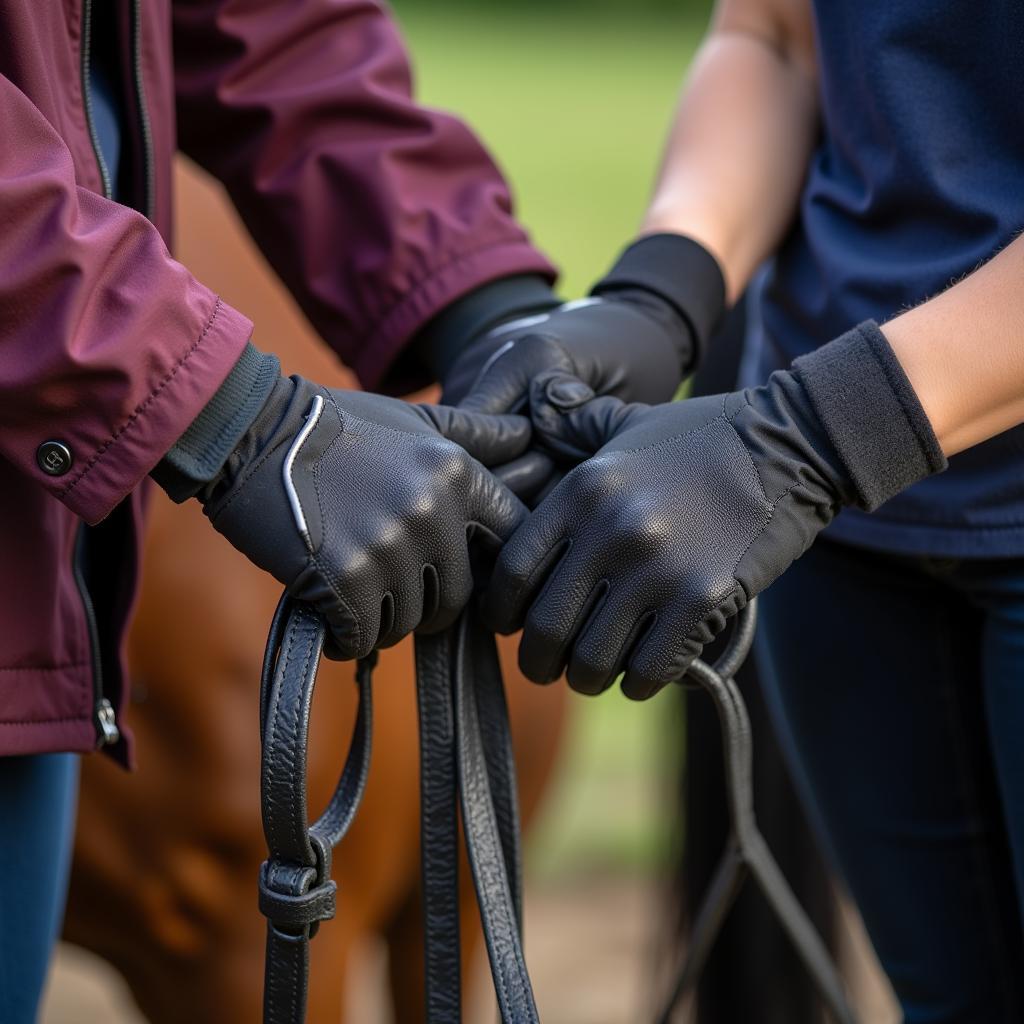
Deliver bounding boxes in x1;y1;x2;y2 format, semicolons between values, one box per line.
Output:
490;1;1024;1018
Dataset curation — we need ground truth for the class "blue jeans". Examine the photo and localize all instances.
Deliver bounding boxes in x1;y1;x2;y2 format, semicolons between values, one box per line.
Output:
757;537;1024;1021
0;754;78;1023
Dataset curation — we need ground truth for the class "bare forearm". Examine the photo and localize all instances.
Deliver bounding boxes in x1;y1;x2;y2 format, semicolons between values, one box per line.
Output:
641;2;818;302
882;233;1024;457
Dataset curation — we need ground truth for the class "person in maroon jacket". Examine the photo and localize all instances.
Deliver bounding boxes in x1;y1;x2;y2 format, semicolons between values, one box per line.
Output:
0;1;719;1015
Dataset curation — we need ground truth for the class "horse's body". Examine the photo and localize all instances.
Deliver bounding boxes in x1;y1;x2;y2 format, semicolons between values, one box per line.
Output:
62;162;568;1022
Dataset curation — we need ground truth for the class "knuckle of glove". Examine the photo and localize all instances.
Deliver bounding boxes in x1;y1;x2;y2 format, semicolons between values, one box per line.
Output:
509;331;576;371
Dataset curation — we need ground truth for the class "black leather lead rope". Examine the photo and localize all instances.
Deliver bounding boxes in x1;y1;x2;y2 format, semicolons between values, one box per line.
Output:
259;594;855;1024
450;610;535;1020
414;608;536;1023
258;595;374;1024
657;601;857;1024
259;595;532;1024
414;626;463;1020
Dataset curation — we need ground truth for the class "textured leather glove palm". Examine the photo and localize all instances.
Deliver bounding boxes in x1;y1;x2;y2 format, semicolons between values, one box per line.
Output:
485;323;946;699
202;376;530;660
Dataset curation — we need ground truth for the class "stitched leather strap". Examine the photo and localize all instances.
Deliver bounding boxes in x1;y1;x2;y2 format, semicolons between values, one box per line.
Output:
258;596;373;1024
256;596;759;1024
259;595;535;1024
450;610;536;1021
415;627;462;1020
415;611;536;1024
258;594;856;1024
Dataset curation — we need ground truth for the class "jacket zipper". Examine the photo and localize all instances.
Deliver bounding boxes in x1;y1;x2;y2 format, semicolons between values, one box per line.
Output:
74;524;120;748
77;0;118;746
79;0;113;200
130;0;155;219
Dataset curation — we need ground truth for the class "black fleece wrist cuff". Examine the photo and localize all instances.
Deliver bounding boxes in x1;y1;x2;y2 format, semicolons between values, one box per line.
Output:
414;274;560;378
792;321;947;511
591;233;726;371
151;342;280;502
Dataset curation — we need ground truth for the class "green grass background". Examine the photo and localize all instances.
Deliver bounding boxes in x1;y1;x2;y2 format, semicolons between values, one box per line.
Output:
391;3;708;877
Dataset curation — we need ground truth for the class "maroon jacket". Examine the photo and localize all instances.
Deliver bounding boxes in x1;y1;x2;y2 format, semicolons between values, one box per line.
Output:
0;0;553;760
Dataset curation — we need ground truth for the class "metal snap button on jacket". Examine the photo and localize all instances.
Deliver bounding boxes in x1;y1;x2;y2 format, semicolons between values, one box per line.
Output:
37;440;73;476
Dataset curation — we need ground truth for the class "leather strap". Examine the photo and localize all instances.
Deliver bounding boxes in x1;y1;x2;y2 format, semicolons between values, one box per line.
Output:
259;596;535;1024
258;594;855;1024
258;596;374;1024
415;611;536;1024
450;610;536;1021
414;627;462;1020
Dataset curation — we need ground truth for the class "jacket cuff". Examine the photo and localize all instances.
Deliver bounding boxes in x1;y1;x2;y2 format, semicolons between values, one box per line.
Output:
411;274;560;379
351;239;556;396
151;342;281;502
792;321;947;511
56;298;254;524
592;233;726;373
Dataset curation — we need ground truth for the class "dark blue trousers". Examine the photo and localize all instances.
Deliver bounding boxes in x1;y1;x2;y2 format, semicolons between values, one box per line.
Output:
0;754;78;1023
757;537;1024;1022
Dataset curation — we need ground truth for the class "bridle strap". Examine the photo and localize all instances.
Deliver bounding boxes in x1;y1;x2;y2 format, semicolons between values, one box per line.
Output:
414;626;462;1019
451;611;536;1021
257;594;852;1024
259;598;535;1024
258;596;373;1024
408;609;537;1022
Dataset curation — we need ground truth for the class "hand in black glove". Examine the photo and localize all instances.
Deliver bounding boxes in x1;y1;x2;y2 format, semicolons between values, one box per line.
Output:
484;322;946;699
155;353;530;660
436;236;726;502
444;235;725;413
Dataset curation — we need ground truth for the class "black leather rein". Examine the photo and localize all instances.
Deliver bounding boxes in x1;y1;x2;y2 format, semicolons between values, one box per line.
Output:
257;594;856;1024
258;595;537;1024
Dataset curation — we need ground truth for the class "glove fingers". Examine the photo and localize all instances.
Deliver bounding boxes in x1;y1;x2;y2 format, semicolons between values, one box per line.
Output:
483;515;570;635
529;372;638;463
454;332;575;416
517;570;606;685
375;574;427;649
320;589;381;663
566;594;653;696
621;613;700;701
419;406;533;466
455;389;523;417
417;555;474;636
493;450;558;505
464;463;529;546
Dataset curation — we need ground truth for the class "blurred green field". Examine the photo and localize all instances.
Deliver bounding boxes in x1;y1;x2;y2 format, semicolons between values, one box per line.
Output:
391;3;707;877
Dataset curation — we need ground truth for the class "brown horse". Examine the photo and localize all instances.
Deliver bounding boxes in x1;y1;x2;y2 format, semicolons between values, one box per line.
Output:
62;161;568;1023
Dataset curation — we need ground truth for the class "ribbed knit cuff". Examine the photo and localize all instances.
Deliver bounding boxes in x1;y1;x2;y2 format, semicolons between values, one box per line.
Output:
591;233;726;372
792;321;947;511
151;342;280;502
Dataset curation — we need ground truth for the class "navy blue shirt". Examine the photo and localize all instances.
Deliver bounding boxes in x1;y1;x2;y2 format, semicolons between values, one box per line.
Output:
88;2;124;202
748;2;1024;556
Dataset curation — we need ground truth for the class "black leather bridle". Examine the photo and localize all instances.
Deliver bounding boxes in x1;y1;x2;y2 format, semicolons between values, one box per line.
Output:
257;595;858;1024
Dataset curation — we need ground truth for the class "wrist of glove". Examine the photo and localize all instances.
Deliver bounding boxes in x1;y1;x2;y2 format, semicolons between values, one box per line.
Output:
486;321;946;699
442;233;726;412
153;347;530;660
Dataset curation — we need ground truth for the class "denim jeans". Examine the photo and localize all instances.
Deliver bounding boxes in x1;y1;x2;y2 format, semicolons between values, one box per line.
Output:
757;536;1024;1022
0;754;78;1023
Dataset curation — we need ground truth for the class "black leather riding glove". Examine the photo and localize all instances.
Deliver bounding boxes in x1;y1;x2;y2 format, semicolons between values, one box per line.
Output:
485;322;946;700
153;347;530;660
442;234;726;413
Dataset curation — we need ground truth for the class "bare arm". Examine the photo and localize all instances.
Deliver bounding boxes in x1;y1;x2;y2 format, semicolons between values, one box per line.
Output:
883;234;1024;456
641;0;819;302
645;0;1024;454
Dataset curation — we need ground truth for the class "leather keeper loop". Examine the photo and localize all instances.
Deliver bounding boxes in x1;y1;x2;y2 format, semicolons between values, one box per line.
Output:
259;861;337;933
